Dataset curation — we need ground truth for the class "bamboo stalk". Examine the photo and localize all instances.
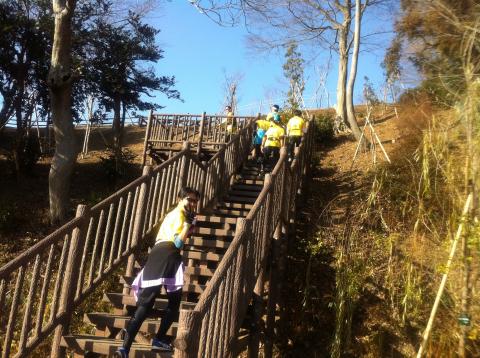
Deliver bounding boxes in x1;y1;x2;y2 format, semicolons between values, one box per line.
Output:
417;193;473;358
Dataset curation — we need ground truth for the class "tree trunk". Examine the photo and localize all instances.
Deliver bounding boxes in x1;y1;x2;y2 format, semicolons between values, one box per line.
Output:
13;88;26;176
112;94;122;175
0;89;14;130
345;0;365;142
48;0;77;225
335;7;351;130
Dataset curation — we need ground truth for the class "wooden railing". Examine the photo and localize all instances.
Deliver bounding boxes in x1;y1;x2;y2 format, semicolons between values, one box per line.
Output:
142;111;256;165
0;117;256;358
174;120;315;357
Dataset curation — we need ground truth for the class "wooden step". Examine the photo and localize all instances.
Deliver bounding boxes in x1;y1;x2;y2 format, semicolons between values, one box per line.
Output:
85;313;178;336
213;208;249;217
227;191;259;198
242;170;262;176
61;335;173;357
224;196;257;204
220;201;254;210
195;214;238;225
185;236;231;249
183;249;223;262
237;174;261;180
196;227;235;237
236;179;264;185
231;184;263;192
103;293;196;310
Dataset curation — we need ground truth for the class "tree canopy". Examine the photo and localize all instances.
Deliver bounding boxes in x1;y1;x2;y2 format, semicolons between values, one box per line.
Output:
393;0;480;104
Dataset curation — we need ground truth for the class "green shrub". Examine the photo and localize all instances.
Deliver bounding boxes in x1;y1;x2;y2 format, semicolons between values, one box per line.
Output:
314;113;335;143
100;147;136;180
0;203;18;233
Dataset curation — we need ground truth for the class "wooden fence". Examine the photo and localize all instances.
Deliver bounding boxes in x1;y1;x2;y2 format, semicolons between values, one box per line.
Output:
0;117;256;358
142;112;256;165
174;120;314;357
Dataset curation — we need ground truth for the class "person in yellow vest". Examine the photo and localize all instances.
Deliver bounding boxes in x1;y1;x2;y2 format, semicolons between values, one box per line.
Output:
224;105;236;142
261;115;285;172
253;117;271;164
115;187;200;357
286;109;306;161
266;104;281;123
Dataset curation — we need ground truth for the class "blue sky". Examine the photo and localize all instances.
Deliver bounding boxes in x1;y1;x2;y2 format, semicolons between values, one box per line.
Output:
144;1;397;116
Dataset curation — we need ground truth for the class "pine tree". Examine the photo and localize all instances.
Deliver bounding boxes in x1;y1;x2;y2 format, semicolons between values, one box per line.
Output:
282;41;305;111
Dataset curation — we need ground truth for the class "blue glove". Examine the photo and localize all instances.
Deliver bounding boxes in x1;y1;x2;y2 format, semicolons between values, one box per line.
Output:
173;234;184;249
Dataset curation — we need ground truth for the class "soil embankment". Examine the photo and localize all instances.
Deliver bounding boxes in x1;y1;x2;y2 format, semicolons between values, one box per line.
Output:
279;109;414;357
0;126;146;266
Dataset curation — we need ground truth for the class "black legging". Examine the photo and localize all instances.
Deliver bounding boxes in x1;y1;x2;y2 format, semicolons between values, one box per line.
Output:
288;136;302;159
122;286;182;351
263;146;280;171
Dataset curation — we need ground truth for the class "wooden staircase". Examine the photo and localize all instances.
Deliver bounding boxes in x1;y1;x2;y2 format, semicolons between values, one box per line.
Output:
61;161;265;357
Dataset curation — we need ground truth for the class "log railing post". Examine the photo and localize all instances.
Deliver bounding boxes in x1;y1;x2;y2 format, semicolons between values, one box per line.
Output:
124;165;152;298
142;109;154;166
248;269;265;358
174;309;202;358
179;141;191;190
248;174;273;357
278;162;292;345
217;144;227;199
197;112;206;157
229;219;248;340
264;220;282;358
50;204;88;358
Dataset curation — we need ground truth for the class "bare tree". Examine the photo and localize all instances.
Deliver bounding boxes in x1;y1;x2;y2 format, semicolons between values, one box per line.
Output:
346;0;368;142
314;64;331;108
48;0;77;224
221;70;243;112
189;0;386;141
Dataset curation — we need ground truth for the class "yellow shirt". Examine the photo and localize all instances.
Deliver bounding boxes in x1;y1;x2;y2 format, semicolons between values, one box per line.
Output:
226;111;236;134
155;205;188;244
256;119;271;131
264;124;285;148
287;116;305;136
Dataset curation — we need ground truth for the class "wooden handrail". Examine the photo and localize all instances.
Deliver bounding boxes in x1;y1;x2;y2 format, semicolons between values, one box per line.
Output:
174;118;315;357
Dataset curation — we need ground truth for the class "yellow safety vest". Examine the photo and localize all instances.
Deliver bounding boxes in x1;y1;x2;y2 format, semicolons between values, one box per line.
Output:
264;124;285;148
287;116;305;136
226;111;236;133
155;205;187;244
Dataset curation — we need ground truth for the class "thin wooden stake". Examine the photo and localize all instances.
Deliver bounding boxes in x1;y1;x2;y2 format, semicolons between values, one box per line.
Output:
417;193;473;358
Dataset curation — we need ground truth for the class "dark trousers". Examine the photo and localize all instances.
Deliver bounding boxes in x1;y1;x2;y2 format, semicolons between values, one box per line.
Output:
254;143;264;163
122;286;182;351
263;146;280;171
288;136;302;160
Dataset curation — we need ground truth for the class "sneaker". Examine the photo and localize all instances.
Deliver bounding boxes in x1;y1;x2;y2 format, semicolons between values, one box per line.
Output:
114;347;128;358
152;337;173;351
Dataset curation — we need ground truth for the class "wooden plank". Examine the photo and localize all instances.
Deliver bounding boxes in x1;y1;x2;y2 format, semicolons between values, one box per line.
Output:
183;250;223;262
185;237;231;249
220;202;254;210
224;195;257;204
227;190;260;198
213;208;250;217
85;313;178;336
196;227;236;236
231;184;263;192
236;179;265;185
60;335;173;357
195;215;238;225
